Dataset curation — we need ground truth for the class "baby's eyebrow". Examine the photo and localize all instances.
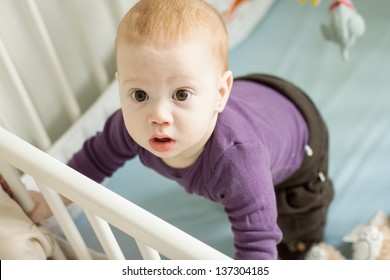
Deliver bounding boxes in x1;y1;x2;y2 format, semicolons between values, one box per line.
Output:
167;76;196;83
122;77;145;85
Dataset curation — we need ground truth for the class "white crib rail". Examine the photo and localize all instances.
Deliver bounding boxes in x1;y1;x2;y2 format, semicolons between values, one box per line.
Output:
24;0;81;122
0;35;52;151
0;127;231;260
83;210;125;260
0;160;35;213
35;181;93;259
63;0;110;93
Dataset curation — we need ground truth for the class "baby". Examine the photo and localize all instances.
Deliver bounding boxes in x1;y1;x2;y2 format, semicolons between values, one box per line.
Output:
29;0;334;260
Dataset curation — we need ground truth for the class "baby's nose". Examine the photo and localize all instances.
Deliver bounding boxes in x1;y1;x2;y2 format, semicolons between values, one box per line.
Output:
147;101;173;126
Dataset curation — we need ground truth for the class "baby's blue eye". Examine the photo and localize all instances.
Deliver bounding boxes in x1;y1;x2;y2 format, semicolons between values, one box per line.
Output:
172;90;191;101
132;90;149;102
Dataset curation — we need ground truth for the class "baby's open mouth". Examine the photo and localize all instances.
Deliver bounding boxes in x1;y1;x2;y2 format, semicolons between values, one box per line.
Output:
154;137;172;142
149;137;176;152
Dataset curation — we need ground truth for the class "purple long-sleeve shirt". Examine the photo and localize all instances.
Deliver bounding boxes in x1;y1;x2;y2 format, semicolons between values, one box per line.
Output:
68;80;309;259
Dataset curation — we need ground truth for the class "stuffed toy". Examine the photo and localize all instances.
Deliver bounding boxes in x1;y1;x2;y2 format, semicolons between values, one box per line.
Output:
0;173;55;259
305;211;390;260
1;172;107;259
320;0;366;61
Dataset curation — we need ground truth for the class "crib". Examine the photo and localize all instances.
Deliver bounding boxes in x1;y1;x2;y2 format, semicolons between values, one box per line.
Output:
0;0;277;260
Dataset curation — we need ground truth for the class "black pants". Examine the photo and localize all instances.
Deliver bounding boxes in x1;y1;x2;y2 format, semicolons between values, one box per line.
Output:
236;74;334;259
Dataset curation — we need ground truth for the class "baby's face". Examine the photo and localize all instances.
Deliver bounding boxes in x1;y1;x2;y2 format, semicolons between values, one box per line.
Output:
116;39;231;168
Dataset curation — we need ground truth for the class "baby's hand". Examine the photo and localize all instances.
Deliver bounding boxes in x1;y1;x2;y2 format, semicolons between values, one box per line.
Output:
27;191;53;223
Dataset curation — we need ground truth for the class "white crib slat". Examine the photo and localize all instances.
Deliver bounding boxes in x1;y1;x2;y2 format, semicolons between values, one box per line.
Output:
84;210;125;260
135;240;161;260
66;0;110;93
0;160;35;213
24;0;81;122
35;182;92;260
0;35;52;151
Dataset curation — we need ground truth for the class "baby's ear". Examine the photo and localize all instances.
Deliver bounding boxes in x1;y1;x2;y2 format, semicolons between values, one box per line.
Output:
216;70;233;113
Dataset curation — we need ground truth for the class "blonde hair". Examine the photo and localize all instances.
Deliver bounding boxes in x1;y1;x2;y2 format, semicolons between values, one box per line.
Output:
116;0;228;71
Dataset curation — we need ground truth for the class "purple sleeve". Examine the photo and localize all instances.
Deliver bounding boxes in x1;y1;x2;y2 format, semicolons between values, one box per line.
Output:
209;143;282;260
67;110;137;182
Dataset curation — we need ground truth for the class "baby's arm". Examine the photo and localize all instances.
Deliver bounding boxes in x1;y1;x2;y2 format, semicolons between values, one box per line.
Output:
67;110;137;182
211;144;282;259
